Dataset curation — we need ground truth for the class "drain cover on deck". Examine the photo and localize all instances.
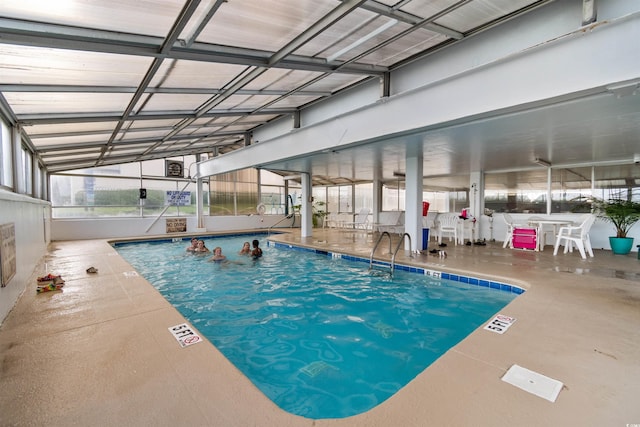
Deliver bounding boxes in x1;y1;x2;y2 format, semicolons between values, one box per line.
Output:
501;364;563;402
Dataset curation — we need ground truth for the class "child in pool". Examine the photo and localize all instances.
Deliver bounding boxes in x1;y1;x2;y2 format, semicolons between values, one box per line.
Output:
251;239;262;259
193;240;210;253
209;246;227;262
238;241;251;255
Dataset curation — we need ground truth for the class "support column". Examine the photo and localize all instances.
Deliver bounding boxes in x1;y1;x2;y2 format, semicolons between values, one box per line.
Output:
469;171;484;240
405;141;423;251
195;153;205;231
300;172;313;237
372;151;382;225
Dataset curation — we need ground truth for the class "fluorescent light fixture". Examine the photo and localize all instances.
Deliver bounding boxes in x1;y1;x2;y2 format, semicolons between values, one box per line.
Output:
534;158;551;167
326;19;398;62
283;175;301;181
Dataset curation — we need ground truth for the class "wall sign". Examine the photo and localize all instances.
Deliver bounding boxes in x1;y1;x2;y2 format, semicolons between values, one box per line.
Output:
166;218;187;233
165;191;191;206
165;160;184;178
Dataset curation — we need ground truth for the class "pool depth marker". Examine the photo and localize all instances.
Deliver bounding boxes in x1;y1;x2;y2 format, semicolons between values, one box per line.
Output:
169;323;202;347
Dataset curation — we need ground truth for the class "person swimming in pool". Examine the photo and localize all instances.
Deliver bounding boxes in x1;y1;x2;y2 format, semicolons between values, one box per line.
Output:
238;241;251;255
251;239;262;259
209;247;246;266
193;240;210;254
209;246;227;262
186;237;198;252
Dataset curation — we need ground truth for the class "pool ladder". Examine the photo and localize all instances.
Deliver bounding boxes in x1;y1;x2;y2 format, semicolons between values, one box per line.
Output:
369;232;413;277
267;213;296;235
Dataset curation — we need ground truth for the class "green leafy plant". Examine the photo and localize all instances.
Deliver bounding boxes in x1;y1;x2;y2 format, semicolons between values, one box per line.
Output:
292;200;327;227
312;200;327;227
591;197;640;238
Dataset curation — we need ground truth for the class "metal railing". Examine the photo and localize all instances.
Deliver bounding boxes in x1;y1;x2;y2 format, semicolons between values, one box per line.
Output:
390;233;413;276
267;213;296;235
369;231;392;274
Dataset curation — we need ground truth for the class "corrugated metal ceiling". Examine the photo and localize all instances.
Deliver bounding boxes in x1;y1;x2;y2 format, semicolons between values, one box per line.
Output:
0;0;548;173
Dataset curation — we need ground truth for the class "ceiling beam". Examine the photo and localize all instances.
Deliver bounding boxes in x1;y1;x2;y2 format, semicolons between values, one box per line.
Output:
354;0;463;39
17;108;296;125
36;130;246;152
0;84;332;97
0;17;387;75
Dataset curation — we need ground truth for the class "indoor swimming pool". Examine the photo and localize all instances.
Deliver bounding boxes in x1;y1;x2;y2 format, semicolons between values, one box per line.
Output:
114;234;522;419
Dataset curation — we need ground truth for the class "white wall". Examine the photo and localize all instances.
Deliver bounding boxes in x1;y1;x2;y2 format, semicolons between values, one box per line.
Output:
50;214;296;241
0;190;50;323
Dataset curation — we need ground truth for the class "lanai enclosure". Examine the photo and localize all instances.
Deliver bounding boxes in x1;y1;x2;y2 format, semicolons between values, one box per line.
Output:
1;0;640;322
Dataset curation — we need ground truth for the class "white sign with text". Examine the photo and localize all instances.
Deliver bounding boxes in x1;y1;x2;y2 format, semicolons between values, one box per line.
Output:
483;314;516;334
169;323;202;347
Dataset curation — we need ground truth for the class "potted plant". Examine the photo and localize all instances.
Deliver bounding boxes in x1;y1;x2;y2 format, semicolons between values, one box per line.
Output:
312;201;327;228
592;197;640;255
292;201;327;227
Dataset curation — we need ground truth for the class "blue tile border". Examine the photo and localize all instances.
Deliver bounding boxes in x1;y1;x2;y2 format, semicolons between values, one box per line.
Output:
113;238;525;295
272;242;526;296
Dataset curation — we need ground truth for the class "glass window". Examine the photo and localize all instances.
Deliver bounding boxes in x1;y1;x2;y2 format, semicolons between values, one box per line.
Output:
551;167;592;213
485;170;547;213
382;182;404;211
337;185;354;213
422;191;448;213
50;169;207;218
210;168;258;215
33;163;43;199
0;120;13;188
449;191;469;214
354;183;373;212
21;145;33;195
594;164;640;201
323;185;348;213
260;170;287;214
326;186;341;213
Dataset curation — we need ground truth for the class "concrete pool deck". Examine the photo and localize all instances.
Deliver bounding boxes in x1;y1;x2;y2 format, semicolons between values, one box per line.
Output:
1;228;639;426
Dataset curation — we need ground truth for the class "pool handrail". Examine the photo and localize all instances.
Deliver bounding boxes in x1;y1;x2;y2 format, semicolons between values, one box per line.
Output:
391;233;413;276
369;231;392;272
267;213;296;235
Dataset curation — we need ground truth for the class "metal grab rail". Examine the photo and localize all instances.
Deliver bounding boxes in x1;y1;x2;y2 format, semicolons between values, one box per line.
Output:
267;213;296;235
369;231;392;272
390;233;413;277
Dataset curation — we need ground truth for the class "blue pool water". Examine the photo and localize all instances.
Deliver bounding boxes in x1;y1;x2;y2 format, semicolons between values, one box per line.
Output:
115;234;520;419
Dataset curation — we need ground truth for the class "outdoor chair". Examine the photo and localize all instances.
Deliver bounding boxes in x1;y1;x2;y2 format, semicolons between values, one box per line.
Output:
502;213;527;248
342;208;371;230
435;213;459;245
553;214;596;259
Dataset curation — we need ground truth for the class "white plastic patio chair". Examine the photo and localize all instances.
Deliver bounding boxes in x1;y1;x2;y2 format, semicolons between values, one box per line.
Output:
324;213;340;229
342;208;371;230
553;214;596;259
435;213;459;245
502;213;527;248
